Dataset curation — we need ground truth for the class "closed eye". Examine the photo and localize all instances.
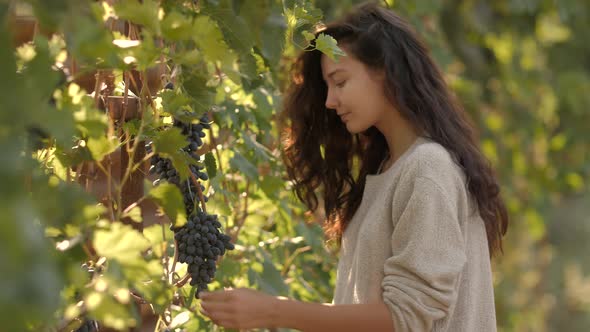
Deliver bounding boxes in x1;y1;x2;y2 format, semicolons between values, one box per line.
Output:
335;80;347;88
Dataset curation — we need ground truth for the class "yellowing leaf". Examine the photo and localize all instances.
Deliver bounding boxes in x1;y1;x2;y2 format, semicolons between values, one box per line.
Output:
114;0;160;35
112;39;141;48
64;304;81;320
485;113;503;132
302;31;315;42
170;311;191;328
86;136;119;162
566;173;584;191
85;291;136;330
550;134;567;151
481;140;498;165
94;223;151;264
161;11;193;41
524;209;545;242
143;224;174;257
148;183;187;228
122;206;142;223
536;12;571;45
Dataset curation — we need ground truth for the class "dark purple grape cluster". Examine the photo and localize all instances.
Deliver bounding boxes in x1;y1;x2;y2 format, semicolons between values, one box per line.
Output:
174;116;209;155
173;211;235;295
148;114;212;215
147;113;234;297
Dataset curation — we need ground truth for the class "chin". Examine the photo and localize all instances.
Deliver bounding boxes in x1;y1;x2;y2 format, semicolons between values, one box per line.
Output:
345;122;370;134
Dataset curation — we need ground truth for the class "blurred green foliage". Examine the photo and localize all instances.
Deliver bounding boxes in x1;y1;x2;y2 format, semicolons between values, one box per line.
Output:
0;0;588;331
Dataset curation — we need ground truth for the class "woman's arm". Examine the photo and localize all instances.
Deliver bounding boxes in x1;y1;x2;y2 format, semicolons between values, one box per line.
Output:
199;288;395;332
273;297;395;332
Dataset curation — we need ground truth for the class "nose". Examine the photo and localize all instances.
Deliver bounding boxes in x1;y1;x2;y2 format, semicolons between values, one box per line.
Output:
325;88;339;110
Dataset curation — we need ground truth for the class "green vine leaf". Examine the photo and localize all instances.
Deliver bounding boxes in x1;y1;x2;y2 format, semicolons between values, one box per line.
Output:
161;11;193;41
204;152;218;179
230;152;258;181
114;0;161;35
93;223;151;264
151;127;186;157
314;33;346;61
86;136;119;162
148;183;187;228
182;72;215;114
203;1;255;54
192;15;234;64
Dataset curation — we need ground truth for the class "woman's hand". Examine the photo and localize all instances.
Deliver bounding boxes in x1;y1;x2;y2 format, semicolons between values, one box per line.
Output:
199;288;279;329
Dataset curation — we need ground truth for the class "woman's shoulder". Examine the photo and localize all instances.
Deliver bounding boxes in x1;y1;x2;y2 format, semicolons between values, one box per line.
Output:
401;137;466;189
405;137;458;169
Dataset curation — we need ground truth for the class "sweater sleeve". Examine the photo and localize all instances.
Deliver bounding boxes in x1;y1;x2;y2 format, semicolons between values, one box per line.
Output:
381;176;467;332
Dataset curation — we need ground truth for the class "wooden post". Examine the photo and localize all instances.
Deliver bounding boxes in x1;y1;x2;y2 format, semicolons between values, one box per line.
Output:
107;95;145;231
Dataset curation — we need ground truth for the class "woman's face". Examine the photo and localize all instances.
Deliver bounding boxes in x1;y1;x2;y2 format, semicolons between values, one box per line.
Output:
321;50;393;134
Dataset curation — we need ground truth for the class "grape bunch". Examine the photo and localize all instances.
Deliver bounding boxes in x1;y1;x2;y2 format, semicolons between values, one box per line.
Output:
148;114;211;214
173;211;235;295
147;112;234;297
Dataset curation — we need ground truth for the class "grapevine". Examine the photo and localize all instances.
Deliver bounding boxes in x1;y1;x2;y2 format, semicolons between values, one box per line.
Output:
148;110;234;298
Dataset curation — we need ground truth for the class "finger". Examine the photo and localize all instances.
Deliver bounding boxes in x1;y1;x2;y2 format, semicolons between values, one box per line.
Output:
200;309;236;328
201;301;232;314
199;307;210;317
200;290;231;303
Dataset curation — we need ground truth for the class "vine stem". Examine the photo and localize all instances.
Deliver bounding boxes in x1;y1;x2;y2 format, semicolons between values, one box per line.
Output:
65;165;71;183
189;171;207;214
129;291;149;304
127;64;158;117
74;162;84;184
174;272;191;287
116;87;148;221
231;179;250;244
231;123;253;241
125;23;157;115
121;198;145;215
81;242;97;261
93;161;116;221
206;110;231;209
169;238;179;283
281;245;312;277
159;219;172;287
91;70;117;221
54;308;88;332
132;151;155;173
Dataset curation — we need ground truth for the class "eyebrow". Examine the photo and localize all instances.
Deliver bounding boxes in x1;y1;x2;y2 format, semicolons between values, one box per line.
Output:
324;68;346;81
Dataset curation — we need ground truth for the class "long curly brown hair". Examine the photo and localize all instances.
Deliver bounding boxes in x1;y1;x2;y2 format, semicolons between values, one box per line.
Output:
280;2;508;258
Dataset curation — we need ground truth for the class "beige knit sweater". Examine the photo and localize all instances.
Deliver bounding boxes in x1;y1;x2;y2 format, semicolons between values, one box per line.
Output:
333;137;497;332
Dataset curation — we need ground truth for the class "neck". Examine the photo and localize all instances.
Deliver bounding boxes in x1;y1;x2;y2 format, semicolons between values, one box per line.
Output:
375;110;419;168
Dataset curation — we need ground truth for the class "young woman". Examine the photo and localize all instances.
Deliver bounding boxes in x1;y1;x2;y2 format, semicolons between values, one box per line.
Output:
200;2;508;331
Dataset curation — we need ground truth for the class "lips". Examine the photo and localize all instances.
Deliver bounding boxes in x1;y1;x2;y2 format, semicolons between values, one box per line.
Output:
338;112;351;121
